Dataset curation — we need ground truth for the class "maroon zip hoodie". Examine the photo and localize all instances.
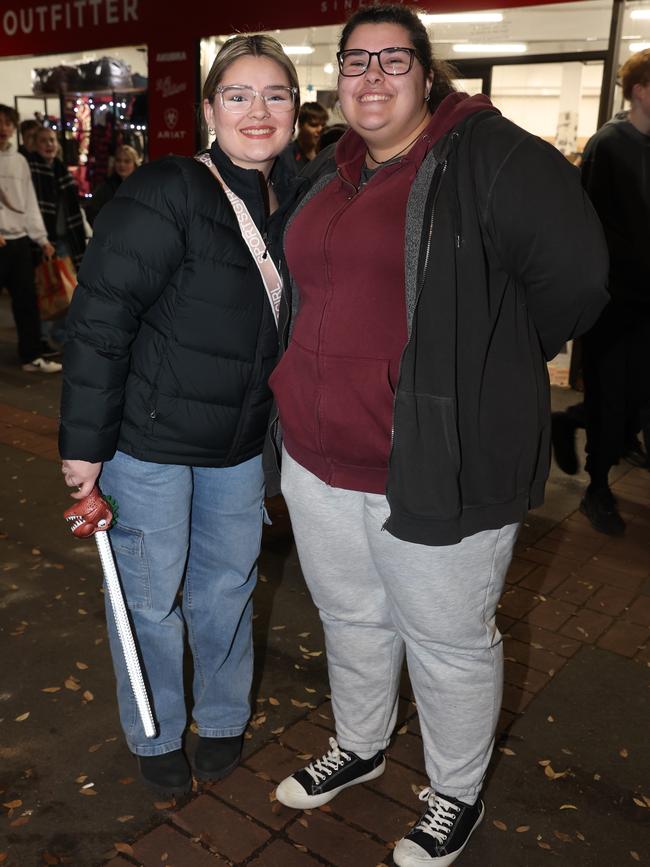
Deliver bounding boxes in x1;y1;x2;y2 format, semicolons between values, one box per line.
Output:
270;93;494;494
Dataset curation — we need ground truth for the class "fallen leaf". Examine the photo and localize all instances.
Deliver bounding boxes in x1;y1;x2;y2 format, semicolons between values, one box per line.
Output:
290;699;311;708
544;764;569;780
515;825;530;833
10;817;29;827
397;724;408;735
42;687;61;693
268;697;280;706
271;726;285;735
75;662;89;670
576;832;586;842
633;798;648;808
619;748;629;759
271;625;286;631
83;691;94;702
113;843;134;855
268;790;277;803
305;688;316;694
77;609;87;615
298;645;311;653
298;817;309;828
493;820;507;831
298;632;310;638
559;804;578;810
15;712;30;722
538;759;551;767
117;815;134;823
79;788;97;796
630;854;640;862
553;830;573;843
88;743;103;753
75;775;88;784
499;747;516;756
65;677;81;691
308;651;323;657
538;841;552;850
3;799;22;810
154;800;173;810
547;715;555;723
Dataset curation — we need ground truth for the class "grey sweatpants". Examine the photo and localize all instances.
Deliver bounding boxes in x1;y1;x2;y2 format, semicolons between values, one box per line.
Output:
281;450;519;805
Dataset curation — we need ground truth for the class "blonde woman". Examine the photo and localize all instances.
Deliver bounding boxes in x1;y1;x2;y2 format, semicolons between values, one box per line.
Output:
85;144;140;225
59;35;299;796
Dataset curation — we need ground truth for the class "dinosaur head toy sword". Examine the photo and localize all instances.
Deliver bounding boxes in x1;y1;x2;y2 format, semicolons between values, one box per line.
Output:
64;486;156;738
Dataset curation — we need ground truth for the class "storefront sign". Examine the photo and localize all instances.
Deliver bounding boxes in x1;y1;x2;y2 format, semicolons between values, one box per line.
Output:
1;0;144;53
148;43;198;159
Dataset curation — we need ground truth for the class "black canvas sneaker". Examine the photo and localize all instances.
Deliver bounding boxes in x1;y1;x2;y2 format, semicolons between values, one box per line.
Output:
393;788;484;866
275;736;385;809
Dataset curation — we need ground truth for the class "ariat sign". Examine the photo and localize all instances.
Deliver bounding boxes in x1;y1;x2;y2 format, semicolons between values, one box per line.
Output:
2;0;139;37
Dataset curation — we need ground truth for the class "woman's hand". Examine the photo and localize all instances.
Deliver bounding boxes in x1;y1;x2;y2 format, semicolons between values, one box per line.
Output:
41;241;55;260
61;459;102;500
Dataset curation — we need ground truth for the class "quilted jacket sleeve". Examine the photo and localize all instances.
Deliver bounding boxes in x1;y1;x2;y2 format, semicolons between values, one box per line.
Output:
59;158;187;462
481;120;609;360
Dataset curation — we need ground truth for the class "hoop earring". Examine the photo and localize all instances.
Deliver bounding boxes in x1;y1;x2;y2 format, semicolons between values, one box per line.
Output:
208;126;215;134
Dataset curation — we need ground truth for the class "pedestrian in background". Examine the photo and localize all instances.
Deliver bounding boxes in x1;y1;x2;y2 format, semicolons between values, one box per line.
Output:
566;49;650;534
27;126;88;270
0;104;60;373
84;144;140;226
59;35;299;797
18;119;40;158
280;100;329;171
269;5;609;866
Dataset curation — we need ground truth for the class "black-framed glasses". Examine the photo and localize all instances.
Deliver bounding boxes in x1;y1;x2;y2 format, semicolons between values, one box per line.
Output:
337;47;416;77
215;85;298;114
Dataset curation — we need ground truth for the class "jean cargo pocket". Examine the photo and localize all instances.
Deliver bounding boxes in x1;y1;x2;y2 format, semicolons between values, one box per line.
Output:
389;391;461;518
108;523;151;610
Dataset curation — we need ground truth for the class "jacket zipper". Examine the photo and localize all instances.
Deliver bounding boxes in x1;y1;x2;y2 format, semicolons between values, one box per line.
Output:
382;158;449;529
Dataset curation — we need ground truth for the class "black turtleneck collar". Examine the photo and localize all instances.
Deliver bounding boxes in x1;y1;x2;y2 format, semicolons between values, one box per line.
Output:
207;137;302;234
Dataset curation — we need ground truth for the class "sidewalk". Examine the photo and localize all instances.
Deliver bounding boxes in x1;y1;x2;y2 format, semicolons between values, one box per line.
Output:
0;298;648;866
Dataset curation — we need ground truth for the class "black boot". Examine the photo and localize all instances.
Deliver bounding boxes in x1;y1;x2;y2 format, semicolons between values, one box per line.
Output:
137;749;192;796
580;485;625;536
193;734;243;782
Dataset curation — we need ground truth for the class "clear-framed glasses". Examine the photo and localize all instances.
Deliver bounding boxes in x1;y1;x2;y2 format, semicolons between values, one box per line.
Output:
215;85;297;114
337;47;416;77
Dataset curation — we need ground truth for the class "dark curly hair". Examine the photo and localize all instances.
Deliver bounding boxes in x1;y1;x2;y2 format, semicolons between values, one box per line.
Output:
338;4;456;111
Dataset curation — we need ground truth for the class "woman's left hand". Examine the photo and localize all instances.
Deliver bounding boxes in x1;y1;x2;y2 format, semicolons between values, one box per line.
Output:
61;459;103;499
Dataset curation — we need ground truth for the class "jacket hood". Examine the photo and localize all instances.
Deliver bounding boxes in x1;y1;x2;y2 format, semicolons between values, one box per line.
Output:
335;91;498;184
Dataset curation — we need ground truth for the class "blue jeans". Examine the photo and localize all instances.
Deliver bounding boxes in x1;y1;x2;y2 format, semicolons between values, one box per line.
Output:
99;450;265;756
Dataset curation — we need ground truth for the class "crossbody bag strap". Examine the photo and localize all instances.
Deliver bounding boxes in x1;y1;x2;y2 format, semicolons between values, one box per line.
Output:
195;152;281;328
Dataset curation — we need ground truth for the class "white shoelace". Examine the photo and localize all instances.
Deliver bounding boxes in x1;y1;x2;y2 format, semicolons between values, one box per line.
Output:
414;787;461;844
304;737;352;784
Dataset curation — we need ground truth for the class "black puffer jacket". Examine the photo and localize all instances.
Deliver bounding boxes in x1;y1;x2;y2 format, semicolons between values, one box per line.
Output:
59;141;295;469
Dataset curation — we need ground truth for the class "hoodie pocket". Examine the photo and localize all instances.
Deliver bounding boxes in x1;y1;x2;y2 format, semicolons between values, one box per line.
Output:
389;391;461;518
319;354;395;469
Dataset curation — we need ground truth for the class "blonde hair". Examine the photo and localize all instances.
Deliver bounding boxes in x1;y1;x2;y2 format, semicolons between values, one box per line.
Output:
115;144;140;166
202;34;300;127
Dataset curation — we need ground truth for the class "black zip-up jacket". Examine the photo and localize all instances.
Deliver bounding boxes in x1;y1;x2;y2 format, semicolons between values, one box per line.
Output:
279;110;609;545
59;141;296;470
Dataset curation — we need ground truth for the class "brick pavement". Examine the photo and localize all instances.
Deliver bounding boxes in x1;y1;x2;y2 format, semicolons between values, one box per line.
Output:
1;402;649;866
97;467;650;867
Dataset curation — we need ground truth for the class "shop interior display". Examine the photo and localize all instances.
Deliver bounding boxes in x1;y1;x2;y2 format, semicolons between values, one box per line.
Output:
15;56;147;197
